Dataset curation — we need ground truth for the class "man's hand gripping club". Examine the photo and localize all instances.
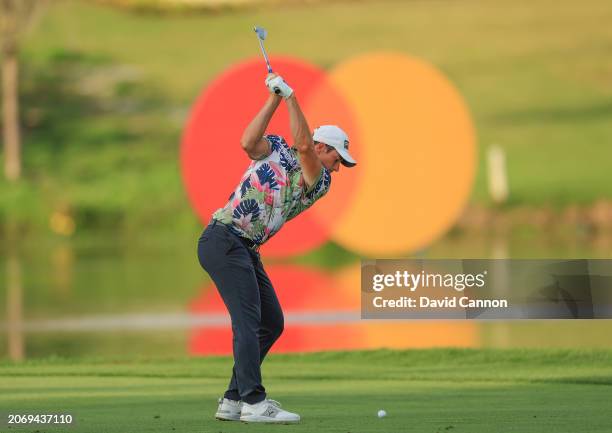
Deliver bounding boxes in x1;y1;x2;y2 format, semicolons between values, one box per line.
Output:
265;73;293;99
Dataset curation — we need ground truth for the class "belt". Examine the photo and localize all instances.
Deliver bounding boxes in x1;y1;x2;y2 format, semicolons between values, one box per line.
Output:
210;220;260;252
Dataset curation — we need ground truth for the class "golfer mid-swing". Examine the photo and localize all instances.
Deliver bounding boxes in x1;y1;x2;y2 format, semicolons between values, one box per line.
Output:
197;73;356;424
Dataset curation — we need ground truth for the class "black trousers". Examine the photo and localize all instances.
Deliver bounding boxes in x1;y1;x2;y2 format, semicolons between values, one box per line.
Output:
197;220;284;405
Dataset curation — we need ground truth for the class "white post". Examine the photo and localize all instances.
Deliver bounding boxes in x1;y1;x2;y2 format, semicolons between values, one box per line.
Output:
487;145;508;204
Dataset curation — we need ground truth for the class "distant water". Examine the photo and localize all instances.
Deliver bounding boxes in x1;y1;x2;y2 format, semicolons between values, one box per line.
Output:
2;229;611;360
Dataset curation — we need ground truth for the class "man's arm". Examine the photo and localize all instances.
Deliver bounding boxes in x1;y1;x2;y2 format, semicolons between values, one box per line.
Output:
285;94;322;188
240;93;282;160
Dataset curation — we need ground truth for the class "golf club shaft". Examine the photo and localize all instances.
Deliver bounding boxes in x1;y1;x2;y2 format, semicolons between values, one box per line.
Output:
257;39;273;73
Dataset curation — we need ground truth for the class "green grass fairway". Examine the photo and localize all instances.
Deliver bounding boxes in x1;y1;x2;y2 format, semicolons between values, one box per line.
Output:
2;349;611;432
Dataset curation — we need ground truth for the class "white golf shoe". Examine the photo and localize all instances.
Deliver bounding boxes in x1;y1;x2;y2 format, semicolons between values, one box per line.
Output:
215;397;242;421
240;398;300;424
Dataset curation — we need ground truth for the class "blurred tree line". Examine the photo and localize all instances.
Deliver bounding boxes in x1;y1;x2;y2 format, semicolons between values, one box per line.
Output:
93;0;315;13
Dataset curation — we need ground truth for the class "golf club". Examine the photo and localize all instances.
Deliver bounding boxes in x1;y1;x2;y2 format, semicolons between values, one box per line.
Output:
253;26;273;73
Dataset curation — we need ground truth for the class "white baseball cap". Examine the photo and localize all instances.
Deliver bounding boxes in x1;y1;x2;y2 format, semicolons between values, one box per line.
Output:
313;125;357;167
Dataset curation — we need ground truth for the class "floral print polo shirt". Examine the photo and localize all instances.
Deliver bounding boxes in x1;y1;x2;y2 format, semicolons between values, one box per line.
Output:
212;135;332;245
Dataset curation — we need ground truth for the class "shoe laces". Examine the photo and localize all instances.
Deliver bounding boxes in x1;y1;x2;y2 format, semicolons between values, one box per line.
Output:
266;399;282;408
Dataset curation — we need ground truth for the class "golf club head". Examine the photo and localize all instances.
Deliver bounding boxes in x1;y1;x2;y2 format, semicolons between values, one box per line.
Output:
253;26;267;41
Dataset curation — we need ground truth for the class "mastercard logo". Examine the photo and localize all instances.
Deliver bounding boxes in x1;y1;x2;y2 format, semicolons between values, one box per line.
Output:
181;52;476;257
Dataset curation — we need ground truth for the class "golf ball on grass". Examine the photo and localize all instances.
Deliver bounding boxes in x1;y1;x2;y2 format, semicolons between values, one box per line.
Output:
377;409;387;418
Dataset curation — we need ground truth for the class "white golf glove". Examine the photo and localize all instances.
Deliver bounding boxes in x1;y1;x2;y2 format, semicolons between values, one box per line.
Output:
265;74;293;99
